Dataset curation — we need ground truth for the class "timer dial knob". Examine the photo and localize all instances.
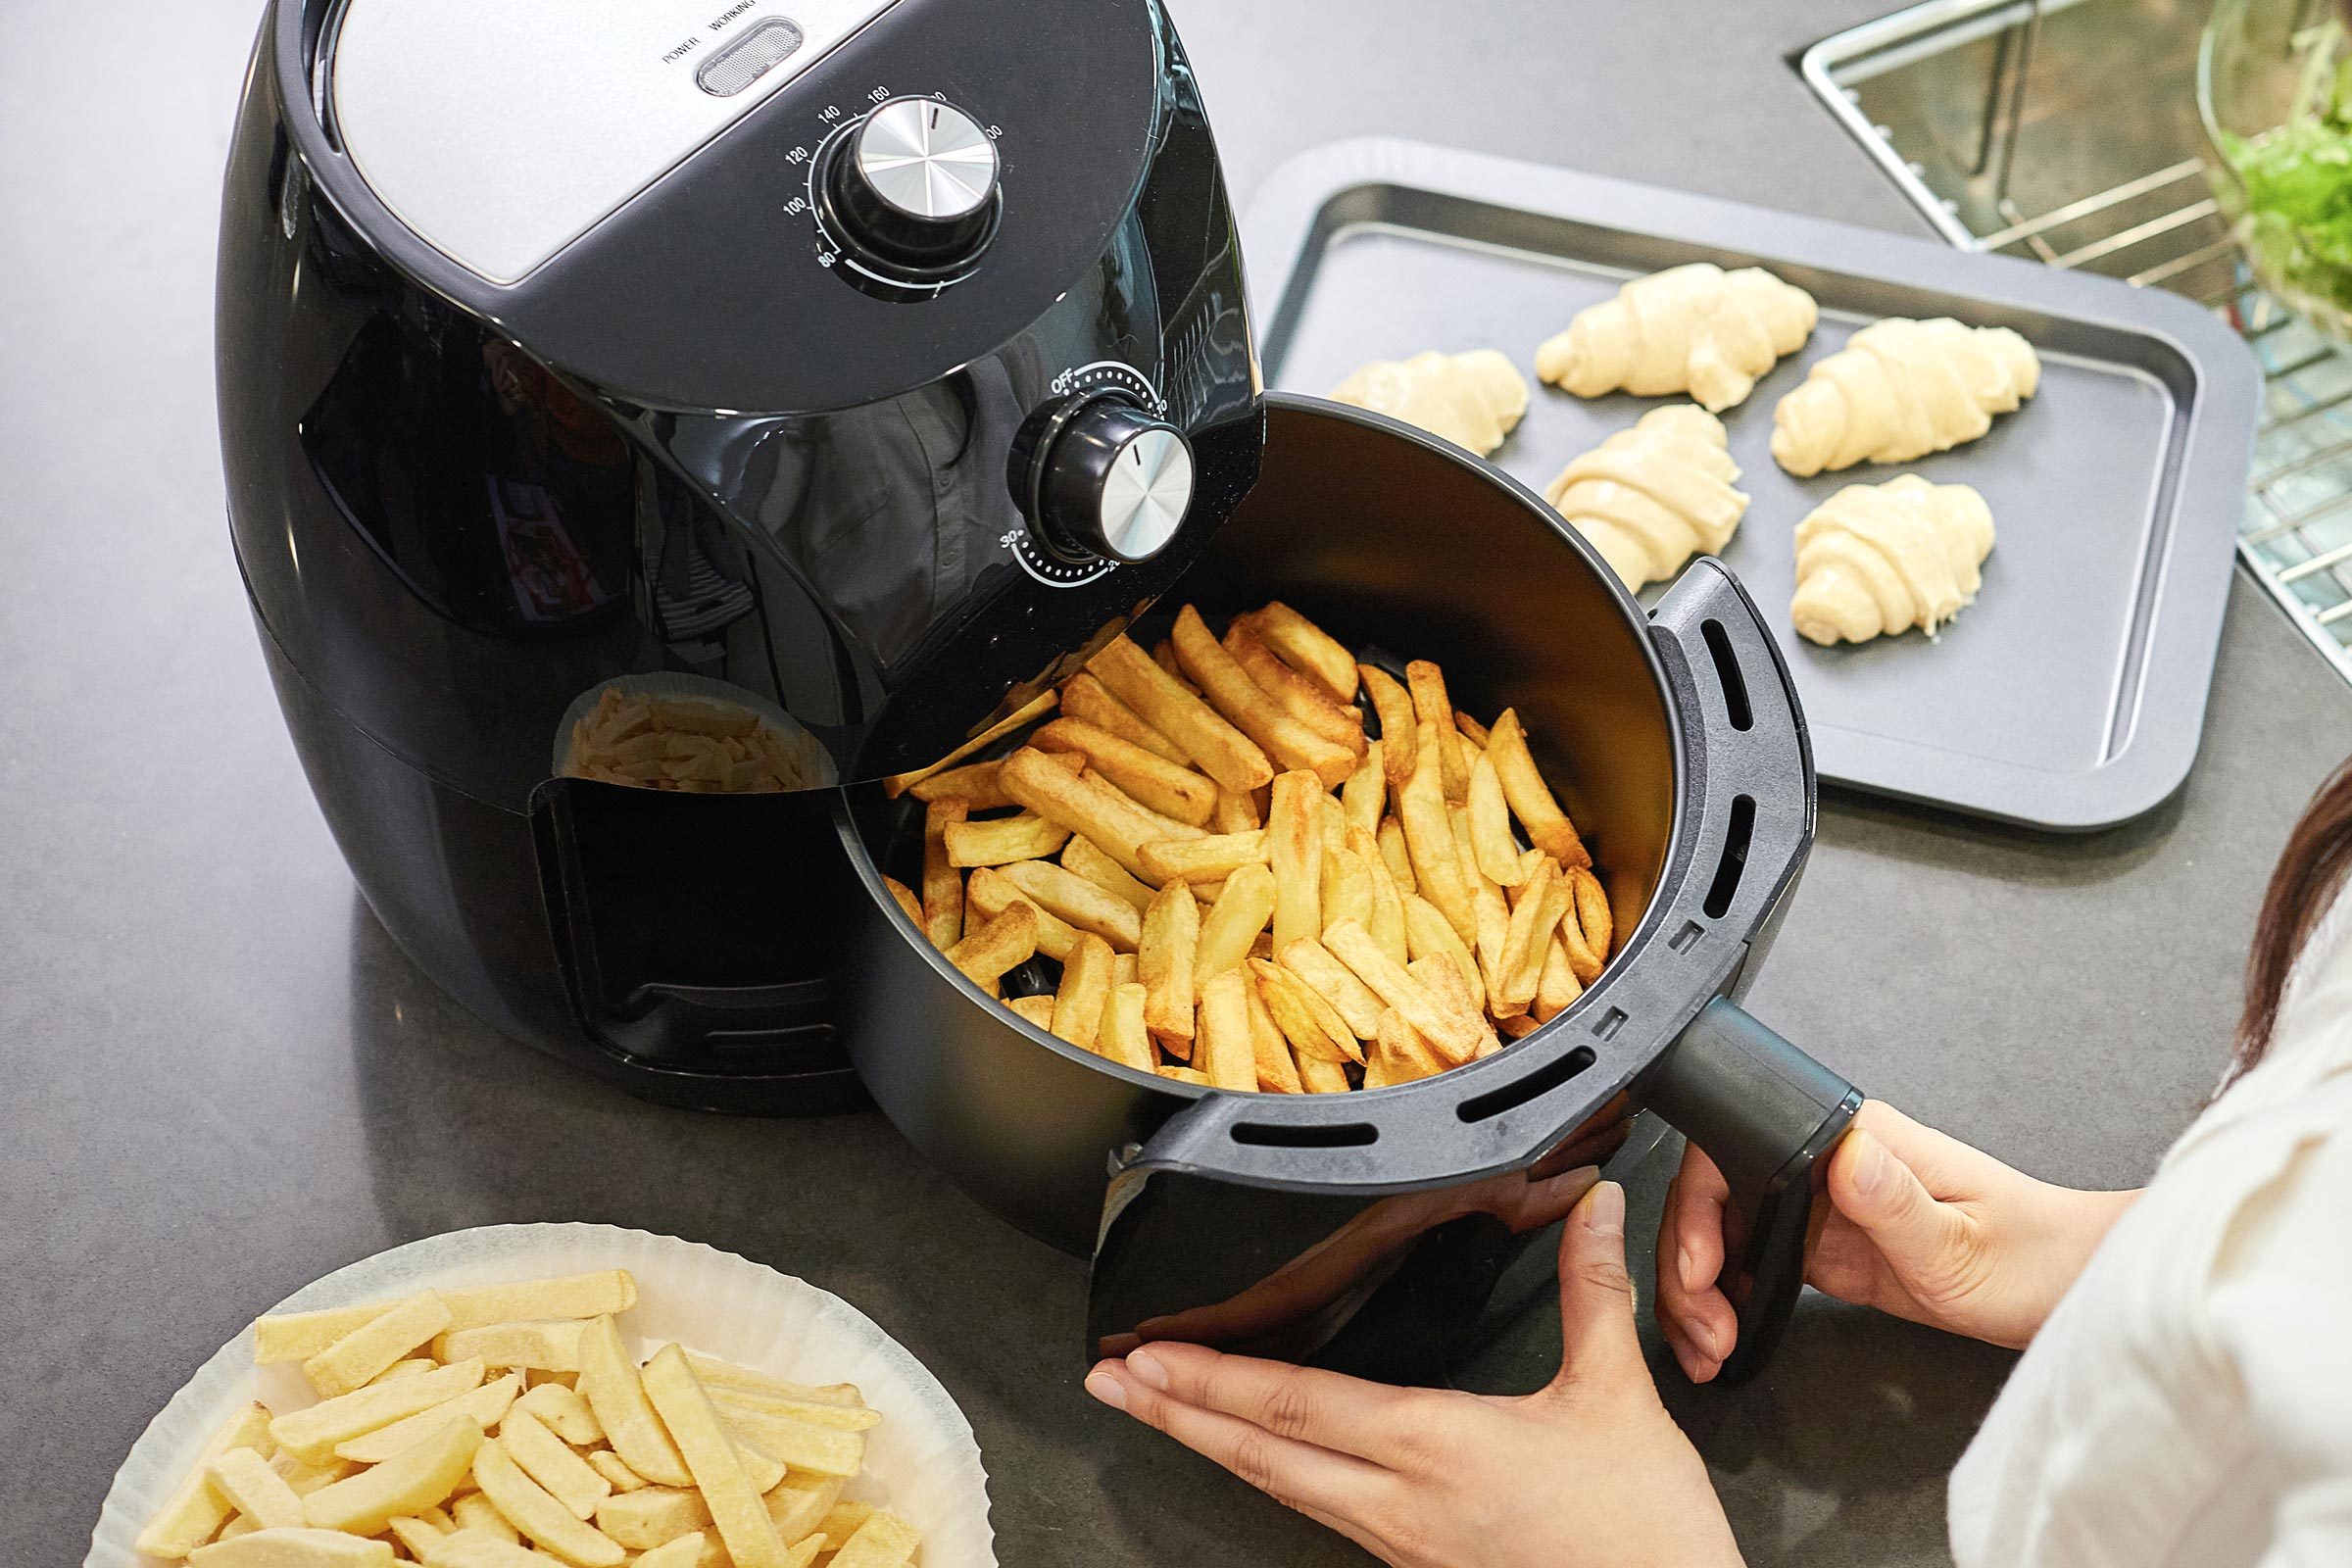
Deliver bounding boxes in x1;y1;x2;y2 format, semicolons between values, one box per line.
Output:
822;96;1001;278
1013;396;1197;565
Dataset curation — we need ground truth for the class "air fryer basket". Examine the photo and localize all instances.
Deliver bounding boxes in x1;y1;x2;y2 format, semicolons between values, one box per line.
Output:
836;395;1857;1383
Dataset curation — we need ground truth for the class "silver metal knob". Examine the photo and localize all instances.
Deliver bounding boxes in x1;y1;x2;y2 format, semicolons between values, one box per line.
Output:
853;98;998;223
1016;397;1196;565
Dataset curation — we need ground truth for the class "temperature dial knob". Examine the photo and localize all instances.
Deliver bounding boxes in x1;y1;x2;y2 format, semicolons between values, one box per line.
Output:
821;96;1001;280
1012;395;1196;565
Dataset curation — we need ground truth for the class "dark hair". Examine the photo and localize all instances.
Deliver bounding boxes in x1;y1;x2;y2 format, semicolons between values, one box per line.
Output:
2234;758;2352;1087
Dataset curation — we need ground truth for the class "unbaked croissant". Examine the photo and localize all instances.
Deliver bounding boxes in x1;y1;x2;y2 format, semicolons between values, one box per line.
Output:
1771;318;2039;476
1329;349;1530;457
1790;475;1994;646
1544;405;1749;591
1536;263;1817;413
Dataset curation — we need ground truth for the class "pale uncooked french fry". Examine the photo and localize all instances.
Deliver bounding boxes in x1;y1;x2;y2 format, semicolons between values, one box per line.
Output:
829;1510;922;1568
995;858;1144;950
453;1493;520;1543
596;1487;710;1550
1277;937;1386;1041
1059;672;1190;765
335;1374;521;1466
1243;976;1303;1093
432;1320;584;1373
307;1418;484;1539
1406;661;1471;804
1267;771;1324;953
1398;722;1475;944
256;1276;638;1366
709;1400;865;1479
943;811;1072;869
1060;834;1154;913
1031;717;1218;826
965;868;1079;962
1138;829;1268;886
1223;618;1367;754
919;799;966;950
1140;880;1200;1054
1466;753;1526;888
575;1316;692;1489
1097;982;1156;1072
211;1447;307;1532
676;1353;861;1410
1324;919;1482;1064
1052;935;1116;1052
513;1383;602;1447
136;1403;275;1557
633;1535;718;1568
1087;634;1273;792
470;1436;625;1566
497;1409;610;1522
944;902;1040;989
1196;862;1277;981
1173;608;1355;787
1001;746;1201;880
188;1533;393;1567
585;1452;645;1494
271;1360;487;1468
1487;710;1590;869
304;1292;454;1399
764;1473;845;1544
1196;969;1258;1092
1253;602;1359;704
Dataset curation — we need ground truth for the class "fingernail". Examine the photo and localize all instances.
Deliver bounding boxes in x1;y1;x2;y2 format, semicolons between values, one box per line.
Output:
1678;1242;1699;1293
1085;1371;1128;1410
1584;1180;1625;1237
1854;1132;1891;1198
1699;1315;1729;1360
1125;1349;1169;1390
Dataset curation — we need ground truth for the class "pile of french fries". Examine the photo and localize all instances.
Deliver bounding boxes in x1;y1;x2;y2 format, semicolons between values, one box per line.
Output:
565;690;814;794
136;1270;920;1568
883;601;1612;1092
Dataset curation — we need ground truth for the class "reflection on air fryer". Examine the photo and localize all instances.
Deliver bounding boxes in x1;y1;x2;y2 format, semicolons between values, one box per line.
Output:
882;598;1617;1095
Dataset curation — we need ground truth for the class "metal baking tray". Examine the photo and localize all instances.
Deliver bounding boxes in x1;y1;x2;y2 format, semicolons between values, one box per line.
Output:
1243;138;2261;830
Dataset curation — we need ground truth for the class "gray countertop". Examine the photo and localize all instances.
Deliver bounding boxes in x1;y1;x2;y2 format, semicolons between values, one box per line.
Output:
8;2;2350;1564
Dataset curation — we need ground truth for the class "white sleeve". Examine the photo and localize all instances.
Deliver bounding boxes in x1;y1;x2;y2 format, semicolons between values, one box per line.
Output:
2256;1480;2352;1568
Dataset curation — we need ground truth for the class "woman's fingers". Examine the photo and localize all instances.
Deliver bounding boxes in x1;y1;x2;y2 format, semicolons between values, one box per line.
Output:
1113;1342;1415;1463
1654;1148;1738;1371
1549;1182;1650;1394
1085;1357;1396;1530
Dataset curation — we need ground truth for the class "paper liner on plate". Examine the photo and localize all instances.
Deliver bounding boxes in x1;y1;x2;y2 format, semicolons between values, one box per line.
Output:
85;1223;993;1567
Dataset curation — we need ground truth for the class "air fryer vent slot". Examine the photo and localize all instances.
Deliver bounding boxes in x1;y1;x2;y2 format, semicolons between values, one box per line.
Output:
1703;795;1756;920
1455;1047;1596;1123
1230;1121;1377;1149
1699;618;1752;732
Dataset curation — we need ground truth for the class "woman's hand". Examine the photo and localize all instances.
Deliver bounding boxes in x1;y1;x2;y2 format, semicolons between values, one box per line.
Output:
1084;1181;1743;1568
1657;1101;2138;1380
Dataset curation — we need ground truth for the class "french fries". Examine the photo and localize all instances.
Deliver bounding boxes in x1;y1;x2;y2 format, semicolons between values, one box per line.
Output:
563;690;813;795
895;600;1601;1095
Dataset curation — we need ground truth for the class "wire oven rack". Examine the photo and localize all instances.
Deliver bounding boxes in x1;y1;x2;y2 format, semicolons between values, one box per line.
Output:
1803;0;2352;683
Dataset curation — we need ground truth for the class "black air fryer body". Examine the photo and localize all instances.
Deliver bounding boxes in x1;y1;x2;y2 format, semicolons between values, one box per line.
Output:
221;0;1259;1110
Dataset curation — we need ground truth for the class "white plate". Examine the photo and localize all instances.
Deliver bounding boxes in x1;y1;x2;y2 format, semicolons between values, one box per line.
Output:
84;1223;994;1566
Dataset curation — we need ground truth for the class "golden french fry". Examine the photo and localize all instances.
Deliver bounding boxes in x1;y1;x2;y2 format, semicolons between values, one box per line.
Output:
1266;770;1324;953
944;901;1041;988
1222;618;1366;754
1098;981;1157;1071
1397;722;1475;944
1571;865;1614;965
1365;1008;1447;1088
1137;829;1268;886
1172;608;1355;787
211;1447;307;1532
1060;833;1154;913
1341;740;1386;840
1537;936;1583;1023
637;1347;792;1568
1152;636;1192;688
919;798;966;949
879;875;923;926
1494;857;1562;1016
335;1374;521;1466
1405;661;1471;805
1319;845;1374;938
906;750;1082;811
943;810;1071;868
1196;968;1258;1092
1210;785;1261;834
257;1275;638;1366
1059;672;1190;765
1032;717;1217;827
965;868;1079;961
1409;955;1495;1055
470;1437;624;1566
1454;710;1493;749
1401;894;1486;1017
188;1532;394;1567
137;1403;275;1557
1324;920;1481;1064
829;1511;922;1568
1277;938;1386;1041
512;1383;601;1447
1377;815;1417;895
1001;746;1201;880
271;1360;486;1468
596;1488;710;1551
1351;826;1411;967
306;1418;484;1539
302;1292;453;1399
575;1316;692;1489
1139;881;1200;1054
1499;1011;1544;1039
433;1319;583;1373
1242;976;1304;1093
1195;862;1277;981
1466;754;1527;888
1087;634;1273;792
1319;793;1348;856
1488;710;1590;869
1157;1064;1211;1085
1011;995;1056;1036
995;858;1143;950
1114;951;1137;988
1357;665;1418;790
880;689;1056;797
1052;934;1116;1051
1250;959;1361;1065
1253;602;1359;704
